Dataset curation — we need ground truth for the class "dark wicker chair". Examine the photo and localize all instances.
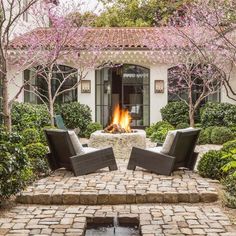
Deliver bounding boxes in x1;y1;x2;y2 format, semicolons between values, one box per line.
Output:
127;128;201;176
44;129;118;176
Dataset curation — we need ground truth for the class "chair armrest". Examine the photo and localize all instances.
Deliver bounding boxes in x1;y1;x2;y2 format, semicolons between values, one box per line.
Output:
82;143;88;147
156;142;163;147
128;147;175;175
77;147;112;158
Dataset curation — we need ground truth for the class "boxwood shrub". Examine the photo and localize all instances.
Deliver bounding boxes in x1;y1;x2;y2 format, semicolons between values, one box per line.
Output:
200;102;236;127
176;122;190;129
146;121;174;143
25;143;49;176
84;122;103;139
11;102;50;132
161;101;189;126
198;126;215;145
211;127;234;145
59;102;92;137
197;150;231;180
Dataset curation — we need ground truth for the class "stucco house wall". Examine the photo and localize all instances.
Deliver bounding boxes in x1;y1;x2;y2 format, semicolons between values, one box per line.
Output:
7;59;236;125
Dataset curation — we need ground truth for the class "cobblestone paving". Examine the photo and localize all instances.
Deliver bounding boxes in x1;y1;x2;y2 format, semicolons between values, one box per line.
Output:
16;159;218;205
0;204;235;236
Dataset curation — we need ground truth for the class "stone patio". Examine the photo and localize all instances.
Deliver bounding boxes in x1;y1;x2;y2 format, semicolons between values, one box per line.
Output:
16;159;218;205
1;142;236;235
0;204;235;236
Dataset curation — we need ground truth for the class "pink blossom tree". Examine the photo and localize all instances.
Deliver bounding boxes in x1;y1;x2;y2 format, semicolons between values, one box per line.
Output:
11;16;102;125
0;0;42;131
144;1;233;126
169;0;236;102
3;1;104;129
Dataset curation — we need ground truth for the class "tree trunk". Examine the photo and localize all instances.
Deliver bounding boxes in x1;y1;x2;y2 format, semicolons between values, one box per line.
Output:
48;68;54;126
1;61;12;132
189;108;195;127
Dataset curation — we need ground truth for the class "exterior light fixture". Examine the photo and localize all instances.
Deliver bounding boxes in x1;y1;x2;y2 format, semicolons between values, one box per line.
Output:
154;80;164;93
81;80;91;93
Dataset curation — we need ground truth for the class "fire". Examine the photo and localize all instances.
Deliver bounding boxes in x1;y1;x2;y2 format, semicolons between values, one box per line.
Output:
104;105;132;133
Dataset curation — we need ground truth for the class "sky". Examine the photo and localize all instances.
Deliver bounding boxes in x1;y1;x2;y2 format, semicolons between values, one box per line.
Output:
59;0;103;14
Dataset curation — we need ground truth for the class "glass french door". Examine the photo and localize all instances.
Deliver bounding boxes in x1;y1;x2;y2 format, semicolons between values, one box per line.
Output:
95;64;150;128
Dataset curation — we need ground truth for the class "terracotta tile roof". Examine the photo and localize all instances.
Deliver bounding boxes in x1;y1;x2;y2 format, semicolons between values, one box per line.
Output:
9;27;211;50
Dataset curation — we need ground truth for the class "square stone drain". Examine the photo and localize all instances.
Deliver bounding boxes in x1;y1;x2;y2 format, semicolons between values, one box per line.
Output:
85;216;140;236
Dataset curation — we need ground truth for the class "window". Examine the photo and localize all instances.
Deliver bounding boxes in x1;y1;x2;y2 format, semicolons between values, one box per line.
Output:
24;65;78;104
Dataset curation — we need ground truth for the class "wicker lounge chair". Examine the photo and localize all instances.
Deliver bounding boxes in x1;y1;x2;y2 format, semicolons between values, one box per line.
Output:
127;128;201;175
44;129;118;176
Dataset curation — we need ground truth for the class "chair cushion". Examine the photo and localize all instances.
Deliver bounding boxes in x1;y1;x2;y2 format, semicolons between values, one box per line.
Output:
83;147;98;153
161;127;195;154
161;130;177;154
146;146;163;153
68;131;85;155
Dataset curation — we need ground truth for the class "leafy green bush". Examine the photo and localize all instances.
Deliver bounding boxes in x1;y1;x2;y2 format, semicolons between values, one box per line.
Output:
176;122;190;129
197;150;231;180
222;175;236;208
84;122;103;138
198;126;215;145
25;143;49;176
22;128;40;146
146;121;174;143
59;102;92;137
200;102;236;127
0;141;33;200
222;140;236;153
161;101;189;126
11;102;50;132
221;149;236;176
39;126;57;145
211;127;234;145
146;121;173;137
229;126;236;136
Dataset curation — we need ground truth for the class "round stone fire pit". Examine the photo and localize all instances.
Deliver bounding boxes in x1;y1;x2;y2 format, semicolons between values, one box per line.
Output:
89;130;146;159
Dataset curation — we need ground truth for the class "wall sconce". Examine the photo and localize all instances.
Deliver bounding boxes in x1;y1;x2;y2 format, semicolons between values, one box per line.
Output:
154;80;164;93
81;80;91;93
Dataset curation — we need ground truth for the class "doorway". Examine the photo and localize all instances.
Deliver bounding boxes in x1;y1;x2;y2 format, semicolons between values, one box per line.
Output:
95;64;150;128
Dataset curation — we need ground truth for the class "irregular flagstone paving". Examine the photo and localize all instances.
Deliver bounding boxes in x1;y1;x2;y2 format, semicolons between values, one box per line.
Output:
0;204;235;236
16;160;218;205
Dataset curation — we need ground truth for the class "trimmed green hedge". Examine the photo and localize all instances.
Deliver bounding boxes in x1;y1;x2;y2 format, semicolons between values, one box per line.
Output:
59;102;92;137
197;150;231;180
200;102;236;127
11;102;50;131
146;121;174;143
84;122;103;139
161;101;189;126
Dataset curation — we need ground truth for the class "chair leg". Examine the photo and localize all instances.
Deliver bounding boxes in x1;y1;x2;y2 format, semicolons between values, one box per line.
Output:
186;152;198;170
109;164;118;171
127;162;136;170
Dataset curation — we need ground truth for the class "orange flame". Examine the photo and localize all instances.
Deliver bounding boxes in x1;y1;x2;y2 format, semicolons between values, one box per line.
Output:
111;105;131;133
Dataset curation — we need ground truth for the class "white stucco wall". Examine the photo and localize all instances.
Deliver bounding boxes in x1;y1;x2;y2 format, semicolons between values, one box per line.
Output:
77;70;96;122
7;51;236;126
149;64;169;124
221;67;236;105
8;67;24;102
